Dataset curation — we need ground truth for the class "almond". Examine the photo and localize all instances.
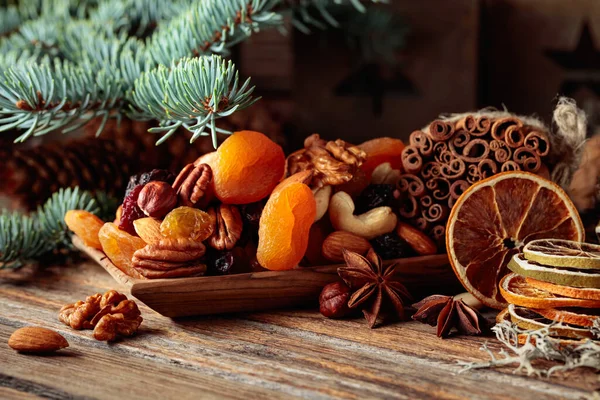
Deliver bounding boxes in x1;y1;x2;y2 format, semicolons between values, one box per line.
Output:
322;231;371;262
396;222;437;256
133;217;163;245
8;327;69;353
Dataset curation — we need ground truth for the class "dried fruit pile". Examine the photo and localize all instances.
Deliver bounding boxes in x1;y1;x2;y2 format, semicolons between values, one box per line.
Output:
66;131;434;279
498;239;600;341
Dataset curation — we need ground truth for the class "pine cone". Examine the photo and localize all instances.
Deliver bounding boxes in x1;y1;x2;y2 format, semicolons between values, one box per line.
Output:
2;137;133;210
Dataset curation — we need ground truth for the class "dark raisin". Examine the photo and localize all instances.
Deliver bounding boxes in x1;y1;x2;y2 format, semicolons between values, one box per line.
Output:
118;184;145;235
125;169;175;197
206;250;234;275
240;200;266;227
370;233;415;260
355;184;397;214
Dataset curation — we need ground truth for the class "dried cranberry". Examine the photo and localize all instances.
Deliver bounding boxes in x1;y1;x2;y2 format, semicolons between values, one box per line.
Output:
125;169;174;197
370;233;415;260
355;184;397;214
118;185;145;235
206;250;234;275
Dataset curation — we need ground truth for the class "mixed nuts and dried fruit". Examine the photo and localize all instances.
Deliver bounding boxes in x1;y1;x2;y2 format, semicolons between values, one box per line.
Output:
65;131;435;279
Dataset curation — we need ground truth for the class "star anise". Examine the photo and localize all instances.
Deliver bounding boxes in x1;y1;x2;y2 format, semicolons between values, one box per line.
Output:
412;295;490;338
338;248;412;328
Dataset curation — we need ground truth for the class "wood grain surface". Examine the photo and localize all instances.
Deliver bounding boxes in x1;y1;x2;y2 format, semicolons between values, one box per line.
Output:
0;260;598;400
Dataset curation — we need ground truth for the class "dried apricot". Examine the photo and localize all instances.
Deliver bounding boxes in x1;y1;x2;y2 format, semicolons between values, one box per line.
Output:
65;210;104;250
160;206;215;241
98;222;146;278
257;179;317;271
133;217;163;244
359;137;405;177
212;131;285;204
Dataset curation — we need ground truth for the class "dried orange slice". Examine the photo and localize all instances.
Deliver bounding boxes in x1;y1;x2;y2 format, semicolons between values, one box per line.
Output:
499;273;600;308
523;239;600;269
508;254;600;288
508;305;595;339
525;277;600;300
446;171;584;309
532;307;600;328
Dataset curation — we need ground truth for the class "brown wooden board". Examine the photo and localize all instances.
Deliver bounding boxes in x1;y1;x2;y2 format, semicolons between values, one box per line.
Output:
0;259;598;399
72;236;458;317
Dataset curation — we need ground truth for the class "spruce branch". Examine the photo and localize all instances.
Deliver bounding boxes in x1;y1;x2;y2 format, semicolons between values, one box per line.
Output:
145;0;282;65
0;187;109;269
0;57;123;141
0;212;47;269
129;55;258;147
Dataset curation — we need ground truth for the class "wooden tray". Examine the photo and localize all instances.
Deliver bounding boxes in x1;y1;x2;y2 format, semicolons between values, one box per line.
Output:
72;236;457;317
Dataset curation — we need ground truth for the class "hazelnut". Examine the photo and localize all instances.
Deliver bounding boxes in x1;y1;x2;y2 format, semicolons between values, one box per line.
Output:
137;181;177;218
319;281;351;318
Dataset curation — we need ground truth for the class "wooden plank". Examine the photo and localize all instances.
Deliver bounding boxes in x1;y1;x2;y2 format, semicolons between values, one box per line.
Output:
73;236;458;317
0;261;597;399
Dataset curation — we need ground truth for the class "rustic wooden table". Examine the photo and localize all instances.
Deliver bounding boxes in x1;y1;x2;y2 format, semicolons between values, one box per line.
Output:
0;260;598;400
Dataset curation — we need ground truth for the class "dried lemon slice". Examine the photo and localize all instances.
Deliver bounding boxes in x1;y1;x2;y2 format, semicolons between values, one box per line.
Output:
508;254;600;289
523;239;600;269
499;272;600;308
508;305;595;339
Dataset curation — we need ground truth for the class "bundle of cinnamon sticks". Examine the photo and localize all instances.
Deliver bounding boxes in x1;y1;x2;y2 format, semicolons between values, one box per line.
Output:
398;115;552;247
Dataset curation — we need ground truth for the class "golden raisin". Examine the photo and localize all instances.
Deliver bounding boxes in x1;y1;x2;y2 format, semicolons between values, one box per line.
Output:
160;206;215;241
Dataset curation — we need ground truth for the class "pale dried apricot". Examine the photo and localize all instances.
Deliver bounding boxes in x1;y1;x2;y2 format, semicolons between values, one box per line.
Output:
160;206;215;241
257;178;317;271
65;210;104;250
212;131;285;204
98;222;146;278
133;217;163;244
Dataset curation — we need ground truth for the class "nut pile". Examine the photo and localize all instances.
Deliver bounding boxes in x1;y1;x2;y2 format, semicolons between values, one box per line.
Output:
59;290;143;341
66;131;439;278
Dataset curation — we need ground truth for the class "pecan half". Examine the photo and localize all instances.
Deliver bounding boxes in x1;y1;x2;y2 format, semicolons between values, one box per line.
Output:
207;204;243;251
172;163;212;207
132;239;207;278
286;134;366;188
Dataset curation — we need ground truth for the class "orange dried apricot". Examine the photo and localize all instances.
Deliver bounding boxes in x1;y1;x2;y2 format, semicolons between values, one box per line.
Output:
98;222;146;278
212;131;285;204
64;210;104;250
160;206;215;241
257;179;317;271
359;137;405;177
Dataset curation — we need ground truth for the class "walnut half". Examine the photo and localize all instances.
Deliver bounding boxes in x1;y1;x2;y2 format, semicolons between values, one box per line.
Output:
286;134;366;188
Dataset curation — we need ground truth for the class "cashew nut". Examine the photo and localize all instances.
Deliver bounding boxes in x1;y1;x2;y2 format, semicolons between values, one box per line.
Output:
328;191;397;239
313;185;332;222
371;162;402;185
